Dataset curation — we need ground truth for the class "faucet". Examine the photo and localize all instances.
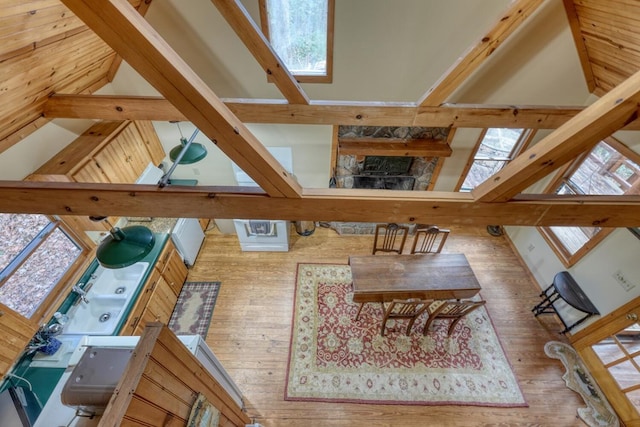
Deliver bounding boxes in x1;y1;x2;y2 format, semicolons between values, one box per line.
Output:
72;284;89;304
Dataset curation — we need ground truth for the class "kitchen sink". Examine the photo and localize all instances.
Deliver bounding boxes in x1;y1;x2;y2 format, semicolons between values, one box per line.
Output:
62;262;150;336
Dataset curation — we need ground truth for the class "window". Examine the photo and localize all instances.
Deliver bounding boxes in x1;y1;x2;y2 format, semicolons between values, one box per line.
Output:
456;128;533;191
540;138;640;266
0;214;85;319
259;0;334;83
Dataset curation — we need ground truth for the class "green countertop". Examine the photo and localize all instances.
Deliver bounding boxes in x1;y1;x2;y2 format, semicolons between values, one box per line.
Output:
2;232;170;407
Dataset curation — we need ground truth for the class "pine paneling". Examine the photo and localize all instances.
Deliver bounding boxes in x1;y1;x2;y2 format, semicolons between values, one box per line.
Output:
568;0;640;94
0;304;37;379
0;0;146;154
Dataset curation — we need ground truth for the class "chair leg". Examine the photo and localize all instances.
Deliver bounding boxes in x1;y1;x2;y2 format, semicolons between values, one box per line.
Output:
406;317;419;335
423;316;435;335
447;318;463;337
355;303;365;321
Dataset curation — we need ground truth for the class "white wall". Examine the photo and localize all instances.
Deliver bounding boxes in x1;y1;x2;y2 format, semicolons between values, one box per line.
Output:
0;120;94;180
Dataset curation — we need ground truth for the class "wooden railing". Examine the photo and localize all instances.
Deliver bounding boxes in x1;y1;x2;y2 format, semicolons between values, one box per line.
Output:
98;323;251;426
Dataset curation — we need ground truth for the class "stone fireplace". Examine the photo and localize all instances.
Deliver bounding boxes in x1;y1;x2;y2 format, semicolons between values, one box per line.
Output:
331;125;450;234
335;125;450;191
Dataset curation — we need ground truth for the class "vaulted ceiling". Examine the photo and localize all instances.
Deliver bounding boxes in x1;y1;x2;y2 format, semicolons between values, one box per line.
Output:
1;0;639;227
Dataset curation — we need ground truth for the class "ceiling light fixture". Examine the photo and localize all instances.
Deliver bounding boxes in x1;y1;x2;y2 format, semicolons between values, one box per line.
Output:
90;216;155;269
159;122;208;187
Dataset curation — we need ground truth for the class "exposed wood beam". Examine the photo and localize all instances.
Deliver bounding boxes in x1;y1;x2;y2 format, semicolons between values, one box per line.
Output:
338;138;452;157
60;0;301;198
418;0;545;106
46;94;631;129
210;0;309;105
106;0;154;82
0;181;639;227
472;68;640;202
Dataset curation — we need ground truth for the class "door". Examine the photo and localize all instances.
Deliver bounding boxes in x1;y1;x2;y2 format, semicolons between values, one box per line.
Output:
573;299;640;425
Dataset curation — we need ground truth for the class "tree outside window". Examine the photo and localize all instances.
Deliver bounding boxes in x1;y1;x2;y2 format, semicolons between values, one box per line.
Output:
260;0;334;83
0;214;85;319
457;128;532;192
541;138;640;266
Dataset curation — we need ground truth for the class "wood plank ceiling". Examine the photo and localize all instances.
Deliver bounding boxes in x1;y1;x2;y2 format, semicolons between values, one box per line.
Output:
1;0;640;226
564;0;640;96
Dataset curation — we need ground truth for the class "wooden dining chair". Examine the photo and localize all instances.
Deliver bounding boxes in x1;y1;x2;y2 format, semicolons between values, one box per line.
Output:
372;223;409;254
423;299;486;337
410;225;450;254
380;298;430;336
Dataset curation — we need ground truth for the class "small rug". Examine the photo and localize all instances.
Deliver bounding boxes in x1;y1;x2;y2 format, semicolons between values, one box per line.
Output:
544;341;620;427
285;263;526;406
169;282;220;338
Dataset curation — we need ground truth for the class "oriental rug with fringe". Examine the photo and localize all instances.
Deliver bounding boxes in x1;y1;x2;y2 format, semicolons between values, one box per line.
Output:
285;263;526;407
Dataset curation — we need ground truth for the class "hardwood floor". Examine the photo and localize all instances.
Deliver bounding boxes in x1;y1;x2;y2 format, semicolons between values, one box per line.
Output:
188;224;585;426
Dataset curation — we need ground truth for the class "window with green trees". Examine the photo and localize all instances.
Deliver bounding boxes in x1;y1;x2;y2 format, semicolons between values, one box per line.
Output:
259;0;334;83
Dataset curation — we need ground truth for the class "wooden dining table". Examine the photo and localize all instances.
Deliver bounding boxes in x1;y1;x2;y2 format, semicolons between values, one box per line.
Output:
349;253;482;303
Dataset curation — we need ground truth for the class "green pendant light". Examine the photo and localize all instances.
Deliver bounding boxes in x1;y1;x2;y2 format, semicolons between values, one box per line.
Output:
90;217;155;269
169;137;207;164
169;124;207;164
159;124;208;188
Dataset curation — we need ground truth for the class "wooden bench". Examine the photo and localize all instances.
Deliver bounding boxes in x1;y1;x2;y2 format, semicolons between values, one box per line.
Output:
532;271;599;334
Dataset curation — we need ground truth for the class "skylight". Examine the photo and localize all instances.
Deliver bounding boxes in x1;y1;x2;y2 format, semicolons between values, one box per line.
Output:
260;0;334;83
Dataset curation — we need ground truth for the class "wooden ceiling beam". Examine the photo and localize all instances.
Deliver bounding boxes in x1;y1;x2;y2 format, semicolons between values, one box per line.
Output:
106;0;153;82
418;0;545;106
337;138;452;157
210;0;309;105
0;181;639;227
60;0;301;198
472;68;640;202
45;94;628;129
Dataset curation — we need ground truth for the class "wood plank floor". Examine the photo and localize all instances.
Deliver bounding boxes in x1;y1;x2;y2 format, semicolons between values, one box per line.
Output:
187;224;586;426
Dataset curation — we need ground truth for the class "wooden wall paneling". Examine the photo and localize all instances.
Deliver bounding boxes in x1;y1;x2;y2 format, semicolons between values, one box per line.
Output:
95;134;139;183
0;3;86;60
133;120;166;166
0;304;37;379
0;30;115;144
72;159;111;184
117;123;153;176
583;37;640;81
1;31;111;107
562;0;595;92
146;326;251;426
100;324;251;427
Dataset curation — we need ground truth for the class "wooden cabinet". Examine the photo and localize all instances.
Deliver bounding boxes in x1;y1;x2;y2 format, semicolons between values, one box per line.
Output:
0;304;38;378
156;240;188;297
119;239;188;336
26;120;165;244
132;272;176;336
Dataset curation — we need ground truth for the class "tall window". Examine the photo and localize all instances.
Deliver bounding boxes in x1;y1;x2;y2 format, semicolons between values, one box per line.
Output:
541;138;640;266
259;0;334;83
0;214;84;319
456;128;533;191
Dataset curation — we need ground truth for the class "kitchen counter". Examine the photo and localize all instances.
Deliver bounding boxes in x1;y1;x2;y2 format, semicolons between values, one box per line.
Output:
3;233;172;416
123;217;177;234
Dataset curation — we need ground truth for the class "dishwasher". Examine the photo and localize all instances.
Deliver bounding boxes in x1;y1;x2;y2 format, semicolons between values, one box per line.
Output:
171;218;205;267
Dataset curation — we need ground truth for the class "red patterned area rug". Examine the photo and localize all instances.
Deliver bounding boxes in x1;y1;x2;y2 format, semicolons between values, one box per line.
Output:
169;282;220;338
285;264;527;407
